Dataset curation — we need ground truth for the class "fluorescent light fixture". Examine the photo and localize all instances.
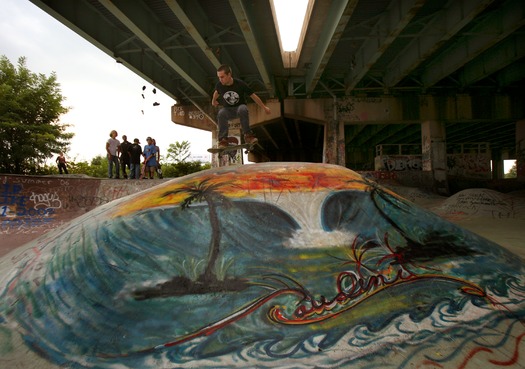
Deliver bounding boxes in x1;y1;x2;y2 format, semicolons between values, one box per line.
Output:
270;0;314;67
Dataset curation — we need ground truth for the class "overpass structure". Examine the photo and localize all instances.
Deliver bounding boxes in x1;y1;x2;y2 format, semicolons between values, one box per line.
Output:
30;0;525;191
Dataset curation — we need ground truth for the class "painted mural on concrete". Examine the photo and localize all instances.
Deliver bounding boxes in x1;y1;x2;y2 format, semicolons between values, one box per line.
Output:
0;163;524;368
0;174;166;256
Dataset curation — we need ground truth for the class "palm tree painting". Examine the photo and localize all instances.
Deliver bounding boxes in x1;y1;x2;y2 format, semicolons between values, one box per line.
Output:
133;177;249;298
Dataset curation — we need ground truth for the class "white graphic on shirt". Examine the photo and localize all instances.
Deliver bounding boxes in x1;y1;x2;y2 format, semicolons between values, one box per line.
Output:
223;91;240;105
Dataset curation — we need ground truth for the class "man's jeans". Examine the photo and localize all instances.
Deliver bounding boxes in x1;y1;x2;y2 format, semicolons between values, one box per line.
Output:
108;154;120;178
217;104;250;140
130;163;141;179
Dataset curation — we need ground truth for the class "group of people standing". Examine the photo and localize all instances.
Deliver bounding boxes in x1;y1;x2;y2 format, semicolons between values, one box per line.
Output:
106;130;162;179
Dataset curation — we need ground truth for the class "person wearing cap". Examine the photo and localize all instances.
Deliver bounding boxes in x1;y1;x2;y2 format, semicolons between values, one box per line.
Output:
143;137;158;179
128;138;143;179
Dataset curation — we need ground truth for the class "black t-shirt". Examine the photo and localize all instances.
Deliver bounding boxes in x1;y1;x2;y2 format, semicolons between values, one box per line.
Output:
128;143;143;164
215;78;254;107
120;141;132;162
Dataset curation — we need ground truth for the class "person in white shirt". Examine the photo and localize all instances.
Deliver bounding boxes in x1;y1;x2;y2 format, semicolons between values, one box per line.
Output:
106;130;121;179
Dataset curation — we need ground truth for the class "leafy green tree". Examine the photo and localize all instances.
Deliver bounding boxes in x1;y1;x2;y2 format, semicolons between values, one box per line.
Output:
505;162;517;178
0;56;73;174
166;140;191;163
65;155;108;177
162;161;211;178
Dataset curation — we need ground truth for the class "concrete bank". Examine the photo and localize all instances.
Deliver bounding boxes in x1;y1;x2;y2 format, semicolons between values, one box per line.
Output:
0;174;168;257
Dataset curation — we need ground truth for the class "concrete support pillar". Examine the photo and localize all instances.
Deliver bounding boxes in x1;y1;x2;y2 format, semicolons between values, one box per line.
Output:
492;149;505;180
516;119;525;180
421;120;449;195
210;130;219;168
323;119;345;166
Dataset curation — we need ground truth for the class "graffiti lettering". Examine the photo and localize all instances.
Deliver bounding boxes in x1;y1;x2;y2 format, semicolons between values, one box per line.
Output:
353;97;383;103
69;195;110;207
447;154;490;178
173;106;185;117
188;110;205;120
336;100;355;114
269;235;486;325
29;192;62;209
11;177;52;185
379;156;422;171
292;268;413;320
0;183;27;207
362;171;398;180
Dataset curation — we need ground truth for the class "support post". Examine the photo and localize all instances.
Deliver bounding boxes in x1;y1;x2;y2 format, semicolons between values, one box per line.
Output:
323;119;346;166
421;120;449;195
516;119;525;180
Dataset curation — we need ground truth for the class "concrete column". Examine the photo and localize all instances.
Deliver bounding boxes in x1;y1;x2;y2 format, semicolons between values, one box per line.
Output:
516;119;525;180
491;149;505;180
421;120;449;195
211;130;219;168
323;119;337;164
323;119;345;166
337;119;346;166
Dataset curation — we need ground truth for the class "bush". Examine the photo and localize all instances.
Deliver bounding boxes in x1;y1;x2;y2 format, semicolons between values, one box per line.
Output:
162;161;211;178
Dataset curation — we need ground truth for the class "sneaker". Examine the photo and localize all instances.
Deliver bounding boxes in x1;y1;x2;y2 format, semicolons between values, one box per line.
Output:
218;138;229;148
244;133;258;145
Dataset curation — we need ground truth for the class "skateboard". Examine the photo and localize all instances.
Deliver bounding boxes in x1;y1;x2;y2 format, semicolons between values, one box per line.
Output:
207;143;259;156
139;155;153;179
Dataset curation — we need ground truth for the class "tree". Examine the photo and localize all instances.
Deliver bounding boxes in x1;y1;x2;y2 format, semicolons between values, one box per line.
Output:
0;56;73;174
505;162;517;178
166;140;191;163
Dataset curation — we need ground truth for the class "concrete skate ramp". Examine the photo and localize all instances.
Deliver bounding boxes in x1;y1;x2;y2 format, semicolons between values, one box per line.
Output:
0;174;166;257
1;163;524;369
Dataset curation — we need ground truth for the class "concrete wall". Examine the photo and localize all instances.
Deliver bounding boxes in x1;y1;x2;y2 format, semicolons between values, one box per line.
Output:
0;174;167;257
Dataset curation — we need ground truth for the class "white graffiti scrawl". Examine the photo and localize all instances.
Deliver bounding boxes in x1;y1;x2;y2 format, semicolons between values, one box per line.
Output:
29;192;62;210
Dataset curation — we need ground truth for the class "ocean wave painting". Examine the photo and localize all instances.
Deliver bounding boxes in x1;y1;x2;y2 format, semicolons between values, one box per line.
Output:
1;162;524;368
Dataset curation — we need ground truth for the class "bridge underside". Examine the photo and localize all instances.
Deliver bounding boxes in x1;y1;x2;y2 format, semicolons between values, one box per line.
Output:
30;0;525;177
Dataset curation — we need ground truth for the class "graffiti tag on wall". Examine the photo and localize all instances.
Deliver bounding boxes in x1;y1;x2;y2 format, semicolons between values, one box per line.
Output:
0;176;164;252
435;188;525;219
0;182;59;236
375;155;422;171
447;154;491;178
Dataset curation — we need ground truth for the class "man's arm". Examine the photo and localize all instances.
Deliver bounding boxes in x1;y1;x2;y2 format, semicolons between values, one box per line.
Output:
106;141;111;157
250;93;271;114
211;90;220;106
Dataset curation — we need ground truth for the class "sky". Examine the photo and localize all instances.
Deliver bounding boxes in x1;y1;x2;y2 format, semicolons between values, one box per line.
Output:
0;0;212;163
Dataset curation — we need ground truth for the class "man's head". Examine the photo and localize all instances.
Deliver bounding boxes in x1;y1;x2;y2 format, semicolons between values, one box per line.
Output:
109;130;118;138
217;64;233;86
